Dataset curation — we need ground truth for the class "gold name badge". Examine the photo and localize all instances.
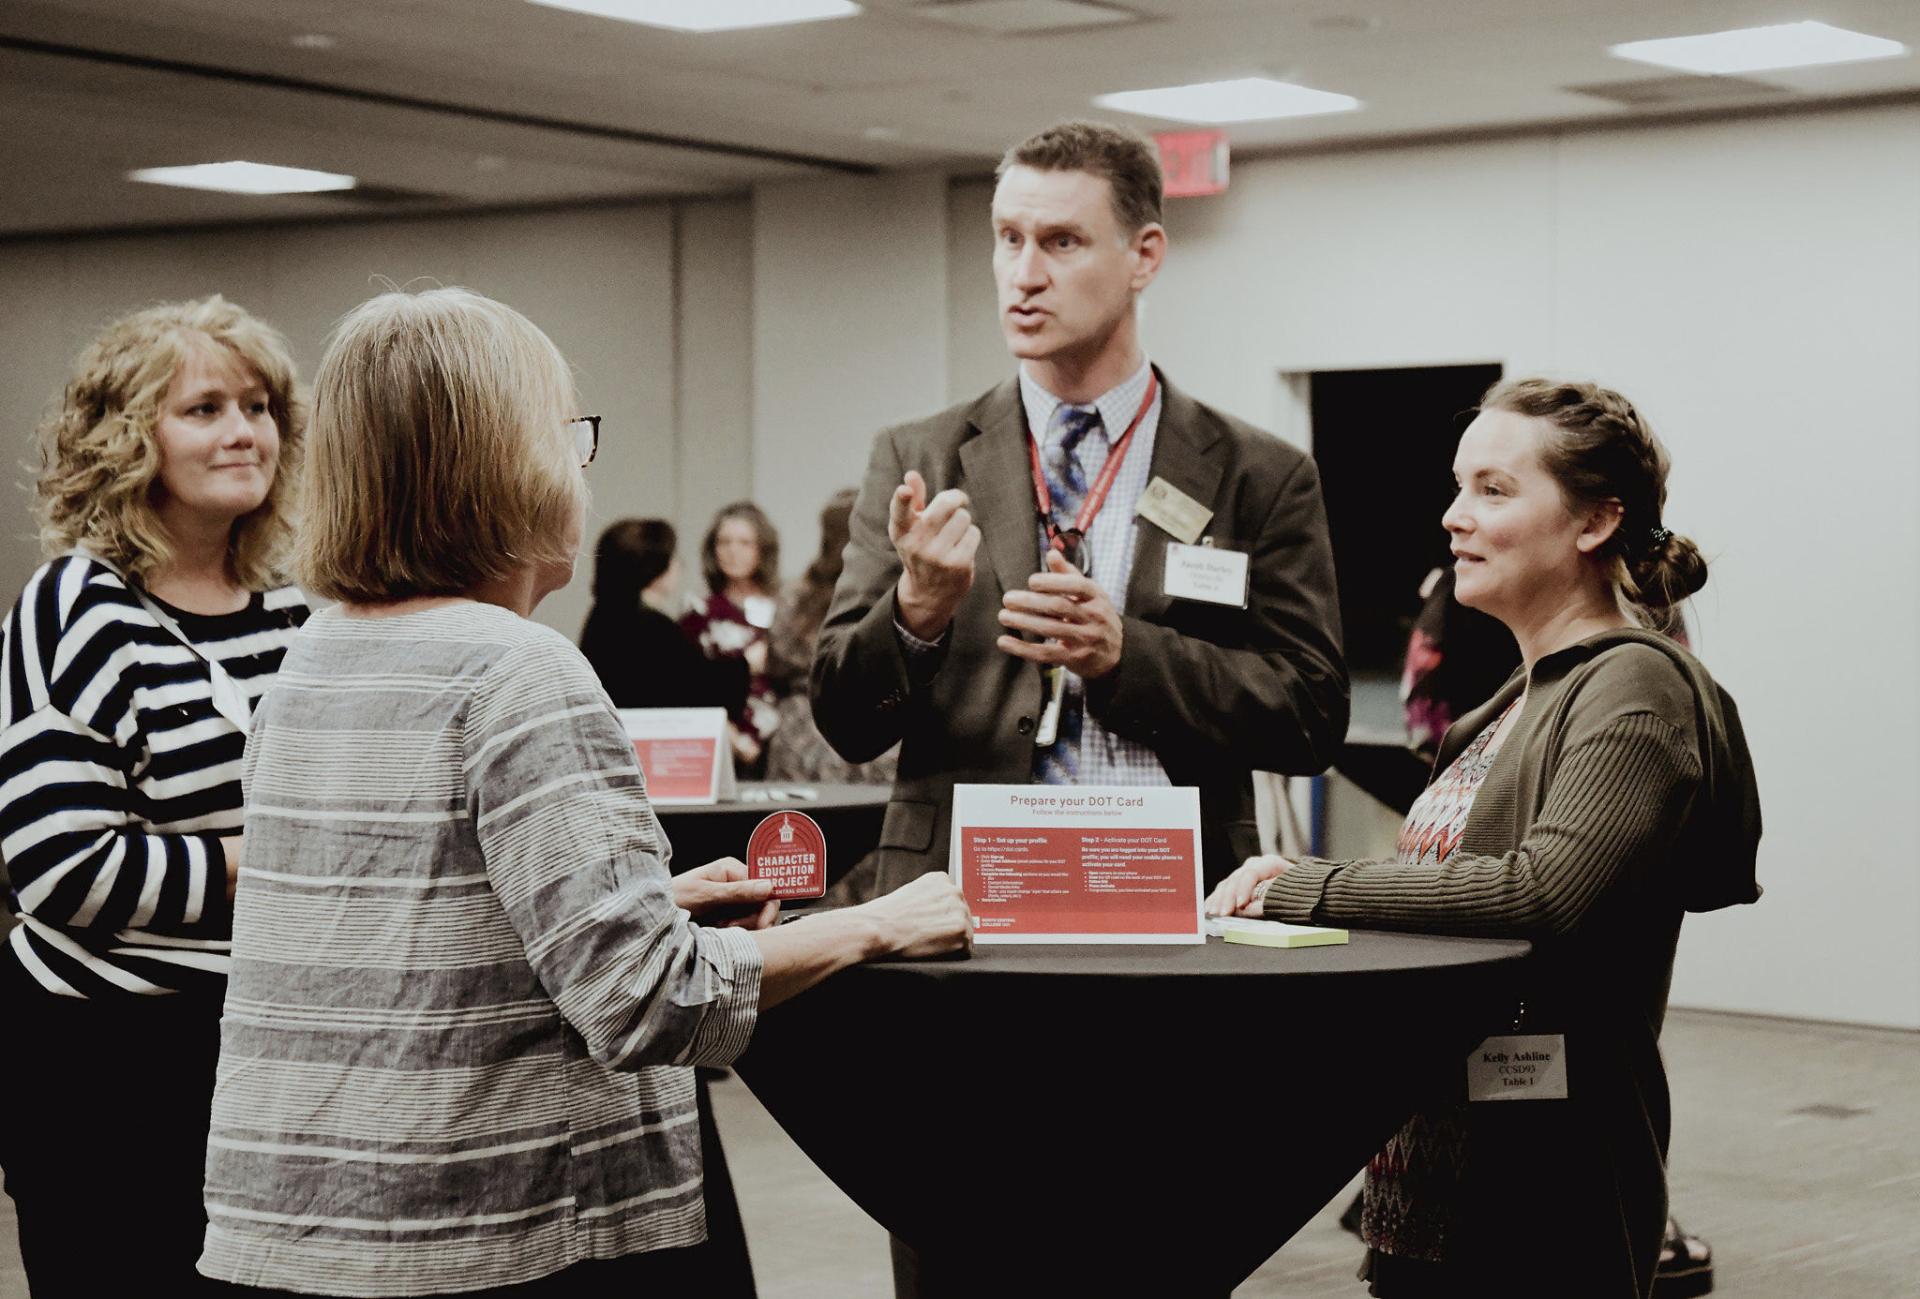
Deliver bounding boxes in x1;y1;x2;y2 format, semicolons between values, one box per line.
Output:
1135;477;1212;544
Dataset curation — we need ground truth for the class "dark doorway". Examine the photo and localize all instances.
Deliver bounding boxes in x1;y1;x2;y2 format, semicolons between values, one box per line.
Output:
1311;363;1502;676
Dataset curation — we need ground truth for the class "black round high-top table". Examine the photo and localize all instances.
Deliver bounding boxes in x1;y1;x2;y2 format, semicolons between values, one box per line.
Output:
651;783;889;1297
736;930;1531;1296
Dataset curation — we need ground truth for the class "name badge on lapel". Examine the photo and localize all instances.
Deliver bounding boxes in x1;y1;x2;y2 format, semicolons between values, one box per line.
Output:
1163;542;1249;608
1136;477;1211;544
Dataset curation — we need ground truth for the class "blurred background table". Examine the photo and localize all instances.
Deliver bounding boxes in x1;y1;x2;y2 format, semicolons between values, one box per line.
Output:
655;783;888;889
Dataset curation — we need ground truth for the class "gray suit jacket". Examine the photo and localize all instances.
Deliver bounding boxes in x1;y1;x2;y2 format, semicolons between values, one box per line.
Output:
811;370;1348;896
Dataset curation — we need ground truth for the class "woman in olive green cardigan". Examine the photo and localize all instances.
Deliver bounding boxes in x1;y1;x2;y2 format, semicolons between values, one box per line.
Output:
1210;378;1761;1298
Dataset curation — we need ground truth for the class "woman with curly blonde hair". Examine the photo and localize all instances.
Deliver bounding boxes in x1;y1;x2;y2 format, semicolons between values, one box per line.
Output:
0;295;310;1294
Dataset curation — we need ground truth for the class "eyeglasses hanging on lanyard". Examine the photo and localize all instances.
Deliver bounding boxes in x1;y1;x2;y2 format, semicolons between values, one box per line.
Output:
1026;371;1160;578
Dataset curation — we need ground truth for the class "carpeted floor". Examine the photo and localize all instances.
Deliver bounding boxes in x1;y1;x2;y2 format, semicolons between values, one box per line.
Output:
2;1007;1913;1297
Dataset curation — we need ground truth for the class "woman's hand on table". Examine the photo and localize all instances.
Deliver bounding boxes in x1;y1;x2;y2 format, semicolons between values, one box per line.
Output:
674;858;779;930
1204;855;1293;918
728;725;762;766
749;873;973;1008
857;873;974;958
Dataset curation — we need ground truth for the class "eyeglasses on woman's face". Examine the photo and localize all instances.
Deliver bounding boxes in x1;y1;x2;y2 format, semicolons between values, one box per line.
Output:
567;415;600;468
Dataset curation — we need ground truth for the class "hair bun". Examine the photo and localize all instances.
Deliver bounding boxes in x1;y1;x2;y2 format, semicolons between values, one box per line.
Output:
1634;531;1708;608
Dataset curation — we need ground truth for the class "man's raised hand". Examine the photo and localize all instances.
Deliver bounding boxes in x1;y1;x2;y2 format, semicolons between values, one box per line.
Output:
890;469;981;641
996;549;1124;679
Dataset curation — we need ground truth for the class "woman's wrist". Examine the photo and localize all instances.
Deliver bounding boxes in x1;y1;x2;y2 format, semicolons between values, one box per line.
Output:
839;907;892;962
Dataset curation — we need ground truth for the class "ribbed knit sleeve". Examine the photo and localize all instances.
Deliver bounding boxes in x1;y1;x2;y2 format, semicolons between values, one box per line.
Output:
1266;711;1701;939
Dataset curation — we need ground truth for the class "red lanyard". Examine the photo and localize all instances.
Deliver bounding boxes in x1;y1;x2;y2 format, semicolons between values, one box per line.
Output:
1027;370;1160;554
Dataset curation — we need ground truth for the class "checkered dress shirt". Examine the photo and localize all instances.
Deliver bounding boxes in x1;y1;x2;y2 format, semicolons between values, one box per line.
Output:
1018;358;1171;788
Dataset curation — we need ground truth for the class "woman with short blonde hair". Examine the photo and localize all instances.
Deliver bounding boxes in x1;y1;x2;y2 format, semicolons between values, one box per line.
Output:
683;500;783;774
0;294;310;1294
298;288;585;603
203;287;970;1297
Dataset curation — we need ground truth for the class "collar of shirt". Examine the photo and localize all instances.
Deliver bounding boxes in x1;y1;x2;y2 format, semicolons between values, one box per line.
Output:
1018;355;1158;458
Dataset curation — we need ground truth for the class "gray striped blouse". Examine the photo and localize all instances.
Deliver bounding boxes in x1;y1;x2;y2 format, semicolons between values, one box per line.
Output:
199;601;763;1296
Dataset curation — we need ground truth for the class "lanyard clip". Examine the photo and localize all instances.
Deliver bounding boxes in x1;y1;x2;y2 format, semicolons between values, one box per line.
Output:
1051;527;1093;576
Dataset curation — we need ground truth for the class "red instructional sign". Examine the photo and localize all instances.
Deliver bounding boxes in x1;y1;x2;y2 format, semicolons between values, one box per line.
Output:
632;737;721;802
746;811;828;900
1154;129;1230;198
958;824;1198;937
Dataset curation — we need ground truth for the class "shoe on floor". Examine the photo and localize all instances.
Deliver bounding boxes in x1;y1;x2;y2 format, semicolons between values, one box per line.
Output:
1653;1216;1713;1297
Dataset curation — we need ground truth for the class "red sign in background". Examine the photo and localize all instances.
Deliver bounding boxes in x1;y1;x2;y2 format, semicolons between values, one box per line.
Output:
959;825;1197;935
747;811;827;900
632;737;718;801
1154;128;1230;198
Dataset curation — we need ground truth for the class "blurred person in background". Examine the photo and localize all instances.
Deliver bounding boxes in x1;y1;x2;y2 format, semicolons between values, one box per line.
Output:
0;295;309;1294
765;488;898;786
682;501;781;776
580;516;748;716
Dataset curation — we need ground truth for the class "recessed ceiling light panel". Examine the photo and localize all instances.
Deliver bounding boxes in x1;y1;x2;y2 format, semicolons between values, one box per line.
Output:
1095;77;1359;124
526;0;860;33
1609;21;1906;75
910;0;1136;36
128;162;358;195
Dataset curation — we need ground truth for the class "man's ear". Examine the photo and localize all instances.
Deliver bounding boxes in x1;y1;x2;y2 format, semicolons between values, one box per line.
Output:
1575;499;1624;555
1130;223;1166;292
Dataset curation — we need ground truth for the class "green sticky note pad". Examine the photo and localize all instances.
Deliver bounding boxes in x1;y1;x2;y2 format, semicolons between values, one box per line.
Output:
1207;917;1350;949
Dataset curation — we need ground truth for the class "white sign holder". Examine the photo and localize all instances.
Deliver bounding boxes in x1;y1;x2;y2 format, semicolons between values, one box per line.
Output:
618;707;736;805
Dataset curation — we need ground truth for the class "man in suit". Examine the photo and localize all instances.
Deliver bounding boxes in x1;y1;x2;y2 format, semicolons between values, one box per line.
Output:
812;119;1348;898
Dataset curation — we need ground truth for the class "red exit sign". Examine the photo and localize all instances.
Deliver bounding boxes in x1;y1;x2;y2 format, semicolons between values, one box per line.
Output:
1155;129;1230;197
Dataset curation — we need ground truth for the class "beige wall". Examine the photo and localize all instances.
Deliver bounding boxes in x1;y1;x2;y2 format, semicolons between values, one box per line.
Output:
747;108;1920;1028
931;110;1920;1031
944;177;1006;405
2;101;1915;1027
0;204;722;641
749;171;949;576
674;197;756;571
954;107;1920;1028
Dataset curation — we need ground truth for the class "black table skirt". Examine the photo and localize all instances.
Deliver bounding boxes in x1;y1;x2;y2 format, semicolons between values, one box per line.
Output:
737;931;1531;1294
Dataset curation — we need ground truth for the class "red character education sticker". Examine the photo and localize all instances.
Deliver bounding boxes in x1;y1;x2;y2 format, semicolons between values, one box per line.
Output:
746;811;827;900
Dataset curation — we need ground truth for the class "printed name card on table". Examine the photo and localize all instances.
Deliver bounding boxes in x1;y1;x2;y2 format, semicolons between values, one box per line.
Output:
949;784;1204;944
618;708;736;805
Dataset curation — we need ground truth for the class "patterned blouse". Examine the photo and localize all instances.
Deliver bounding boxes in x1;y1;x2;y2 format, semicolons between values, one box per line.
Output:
1364;698;1517;1264
763;577;898;787
679;592;779;756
